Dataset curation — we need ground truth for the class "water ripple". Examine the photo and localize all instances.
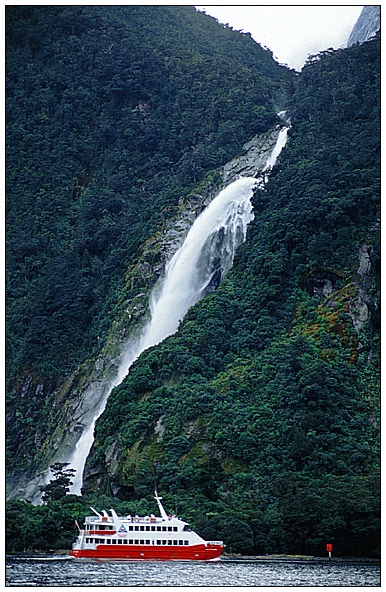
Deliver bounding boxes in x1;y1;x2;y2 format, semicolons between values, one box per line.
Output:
6;557;380;587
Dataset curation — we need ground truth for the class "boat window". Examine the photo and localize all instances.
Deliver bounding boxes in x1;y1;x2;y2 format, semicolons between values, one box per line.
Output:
145;526;150;531
123;540;128;544
162;526;167;532
162;540;167;545
146;540;150;545
135;540;139;545
179;540;183;545
140;539;144;544
157;526;161;531
184;541;189;545
168;540;172;545
128;525;133;531
173;540;178;545
140;526;144;531
183;525;192;531
151;526;155;531
118;540;122;544
173;527;178;532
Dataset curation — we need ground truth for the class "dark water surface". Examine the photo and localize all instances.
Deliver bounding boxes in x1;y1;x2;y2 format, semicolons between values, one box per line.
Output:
6;556;380;587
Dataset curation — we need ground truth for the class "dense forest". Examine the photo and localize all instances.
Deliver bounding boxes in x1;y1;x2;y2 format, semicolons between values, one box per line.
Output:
6;5;291;482
6;6;379;557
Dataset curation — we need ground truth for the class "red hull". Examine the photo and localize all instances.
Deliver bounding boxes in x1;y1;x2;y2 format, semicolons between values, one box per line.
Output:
71;543;223;561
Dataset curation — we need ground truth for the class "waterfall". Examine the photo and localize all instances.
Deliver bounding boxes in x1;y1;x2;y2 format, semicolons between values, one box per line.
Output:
66;119;289;495
260;112;289;185
140;177;255;351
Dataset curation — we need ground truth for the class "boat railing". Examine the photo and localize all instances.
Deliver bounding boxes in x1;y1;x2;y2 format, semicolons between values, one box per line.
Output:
85;515;165;525
117;516;172;524
206;540;223;546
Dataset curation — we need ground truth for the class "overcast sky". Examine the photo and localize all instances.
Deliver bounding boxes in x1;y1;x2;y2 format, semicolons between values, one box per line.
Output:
195;5;364;71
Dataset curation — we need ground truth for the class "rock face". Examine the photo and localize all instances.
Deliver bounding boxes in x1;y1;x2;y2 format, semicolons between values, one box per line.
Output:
222;127;282;184
347;6;380;47
349;242;375;334
8;120;287;503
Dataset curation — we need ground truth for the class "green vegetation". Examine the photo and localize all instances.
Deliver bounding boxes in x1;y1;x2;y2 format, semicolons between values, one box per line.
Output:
6;464;162;553
39;463;76;503
6;5;290;476
6;5;379;558
6;492;162;553
85;36;380;557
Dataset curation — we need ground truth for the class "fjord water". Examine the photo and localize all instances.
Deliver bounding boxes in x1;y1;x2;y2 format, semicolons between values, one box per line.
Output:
6;556;380;587
66;123;289;494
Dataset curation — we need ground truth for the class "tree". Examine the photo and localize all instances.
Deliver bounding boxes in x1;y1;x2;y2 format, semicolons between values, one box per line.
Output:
39;462;76;503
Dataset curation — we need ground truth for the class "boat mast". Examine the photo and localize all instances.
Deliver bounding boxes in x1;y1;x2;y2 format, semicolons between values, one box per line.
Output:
154;490;169;520
90;506;102;519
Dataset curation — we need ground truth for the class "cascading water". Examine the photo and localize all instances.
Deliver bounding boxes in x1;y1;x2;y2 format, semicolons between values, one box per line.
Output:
66;118;289;495
67;177;255;494
140;178;256;351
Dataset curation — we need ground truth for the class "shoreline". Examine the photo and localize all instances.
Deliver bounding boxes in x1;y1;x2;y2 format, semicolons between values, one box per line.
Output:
222;553;380;564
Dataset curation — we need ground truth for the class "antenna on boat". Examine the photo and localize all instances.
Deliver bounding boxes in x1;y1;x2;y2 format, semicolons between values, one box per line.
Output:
154;489;169;521
90;506;102;519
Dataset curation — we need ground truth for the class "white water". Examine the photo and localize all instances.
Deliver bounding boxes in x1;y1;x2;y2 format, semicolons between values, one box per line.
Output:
260;112;289;185
67;120;289;495
140;177;256;349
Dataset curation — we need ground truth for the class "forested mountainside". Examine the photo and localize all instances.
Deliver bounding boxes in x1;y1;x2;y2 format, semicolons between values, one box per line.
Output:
6;5;292;486
6;5;379;557
84;35;380;556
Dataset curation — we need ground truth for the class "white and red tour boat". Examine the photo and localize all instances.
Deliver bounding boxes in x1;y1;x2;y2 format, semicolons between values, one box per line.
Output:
70;492;224;561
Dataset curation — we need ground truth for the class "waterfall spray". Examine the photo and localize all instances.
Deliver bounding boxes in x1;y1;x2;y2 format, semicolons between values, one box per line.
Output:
65;119;289;495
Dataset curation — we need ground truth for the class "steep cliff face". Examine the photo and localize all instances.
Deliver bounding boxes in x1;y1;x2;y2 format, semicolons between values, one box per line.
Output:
80;35;379;557
6;7;379;557
6;5;293;499
7;122;286;503
347;5;380;47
